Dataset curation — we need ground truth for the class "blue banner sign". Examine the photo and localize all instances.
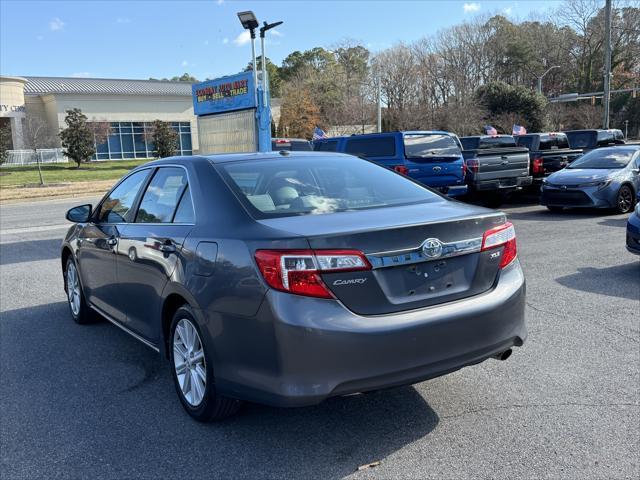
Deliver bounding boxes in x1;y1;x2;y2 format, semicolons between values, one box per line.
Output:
192;72;256;116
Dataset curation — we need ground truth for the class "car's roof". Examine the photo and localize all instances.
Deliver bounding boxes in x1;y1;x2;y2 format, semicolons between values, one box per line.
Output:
593;145;640;152
141;151;352;167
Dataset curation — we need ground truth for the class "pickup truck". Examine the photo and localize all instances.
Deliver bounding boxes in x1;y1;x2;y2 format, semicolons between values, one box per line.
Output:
514;132;583;186
563;129;625;153
271;138;313;151
460;135;532;203
313;131;467;197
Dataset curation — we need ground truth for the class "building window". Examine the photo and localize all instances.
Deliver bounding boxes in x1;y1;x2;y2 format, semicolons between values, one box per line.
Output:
90;121;193;160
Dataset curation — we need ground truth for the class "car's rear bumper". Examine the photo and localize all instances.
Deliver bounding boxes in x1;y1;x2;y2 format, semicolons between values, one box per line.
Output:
210;260;527;407
470;176;533;191
437;184;468;197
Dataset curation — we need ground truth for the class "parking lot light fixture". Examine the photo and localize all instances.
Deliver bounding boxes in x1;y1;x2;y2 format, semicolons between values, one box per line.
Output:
237;11;259;106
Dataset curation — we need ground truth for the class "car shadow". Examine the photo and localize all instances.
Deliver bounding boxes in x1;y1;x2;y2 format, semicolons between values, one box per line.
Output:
505;207;619;222
555;263;640;301
1;302;440;479
0;238;62;266
598;217;630;228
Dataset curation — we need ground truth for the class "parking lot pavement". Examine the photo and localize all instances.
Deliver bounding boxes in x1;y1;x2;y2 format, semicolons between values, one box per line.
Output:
1;198;638;480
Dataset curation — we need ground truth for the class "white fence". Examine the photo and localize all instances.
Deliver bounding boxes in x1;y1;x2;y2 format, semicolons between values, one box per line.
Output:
1;149;69;167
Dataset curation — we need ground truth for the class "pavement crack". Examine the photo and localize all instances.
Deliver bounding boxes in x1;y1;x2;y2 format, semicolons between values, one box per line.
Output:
526;302;640;344
442;401;639;420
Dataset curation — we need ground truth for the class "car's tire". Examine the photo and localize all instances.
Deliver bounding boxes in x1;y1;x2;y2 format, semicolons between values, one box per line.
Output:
64;257;95;324
169;305;242;422
546;206;564;212
616;185;634;214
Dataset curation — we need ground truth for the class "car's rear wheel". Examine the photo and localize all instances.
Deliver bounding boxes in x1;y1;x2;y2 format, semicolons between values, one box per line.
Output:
64;257;95;324
616;185;634;214
169;305;242;421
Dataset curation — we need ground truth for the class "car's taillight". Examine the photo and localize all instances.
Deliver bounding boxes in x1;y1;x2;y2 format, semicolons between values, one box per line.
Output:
532;157;544;174
254;249;371;298
393;165;409;175
466;158;479;174
481;222;517;269
462;161;467;179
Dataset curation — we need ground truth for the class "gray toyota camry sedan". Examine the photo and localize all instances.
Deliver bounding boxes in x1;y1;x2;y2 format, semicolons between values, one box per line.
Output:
61;152;526;421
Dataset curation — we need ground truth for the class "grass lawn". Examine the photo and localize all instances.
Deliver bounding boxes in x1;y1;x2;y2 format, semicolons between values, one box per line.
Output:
0;159;151;187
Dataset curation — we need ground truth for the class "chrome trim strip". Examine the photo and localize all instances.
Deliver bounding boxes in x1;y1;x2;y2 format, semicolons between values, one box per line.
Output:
90;304;160;352
367;237;482;269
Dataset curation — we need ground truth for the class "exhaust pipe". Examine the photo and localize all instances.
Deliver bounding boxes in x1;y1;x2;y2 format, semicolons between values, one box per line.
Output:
493;349;512;361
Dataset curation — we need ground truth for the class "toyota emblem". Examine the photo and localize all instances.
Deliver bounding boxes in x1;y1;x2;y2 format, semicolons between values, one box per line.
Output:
422;238;444;259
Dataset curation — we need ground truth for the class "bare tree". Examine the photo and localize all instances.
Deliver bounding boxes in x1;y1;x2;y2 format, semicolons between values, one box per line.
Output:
20;113;57;185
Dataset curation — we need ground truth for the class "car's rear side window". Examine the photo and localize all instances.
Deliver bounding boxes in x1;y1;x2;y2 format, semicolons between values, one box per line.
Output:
135;167;188;223
344;137;396;158
173;185;195;223
98;169;150;223
314;140;338;152
218;156;440;218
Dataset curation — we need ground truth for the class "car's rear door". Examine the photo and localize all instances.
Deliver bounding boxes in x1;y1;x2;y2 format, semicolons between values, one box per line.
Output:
76;168;151;321
116;166;195;341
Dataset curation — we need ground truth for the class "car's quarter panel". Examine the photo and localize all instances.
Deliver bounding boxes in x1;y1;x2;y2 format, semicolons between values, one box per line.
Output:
213;260;526;407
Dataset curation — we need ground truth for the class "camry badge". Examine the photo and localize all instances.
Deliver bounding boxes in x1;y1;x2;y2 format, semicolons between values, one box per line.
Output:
422;238;444;259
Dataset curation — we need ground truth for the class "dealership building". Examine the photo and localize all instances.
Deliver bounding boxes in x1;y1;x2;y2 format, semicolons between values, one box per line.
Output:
0;75;202;159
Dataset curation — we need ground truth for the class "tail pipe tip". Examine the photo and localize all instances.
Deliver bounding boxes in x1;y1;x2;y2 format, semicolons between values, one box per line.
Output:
493;348;513;361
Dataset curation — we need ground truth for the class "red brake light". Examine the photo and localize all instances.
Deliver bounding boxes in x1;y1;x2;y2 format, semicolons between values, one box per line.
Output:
254;249;371;298
481;222;517;269
466;158;479;173
532;157;544;174
462;161;467;178
276;139;289;144
393;165;409;175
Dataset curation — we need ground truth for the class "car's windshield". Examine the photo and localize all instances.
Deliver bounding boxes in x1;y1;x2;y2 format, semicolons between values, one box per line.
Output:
404;134;461;158
567;148;636;169
218;156;441;218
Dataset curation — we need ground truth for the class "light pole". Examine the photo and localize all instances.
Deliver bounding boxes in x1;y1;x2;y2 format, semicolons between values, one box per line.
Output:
603;0;613;129
237;11;259;106
537;65;560;94
259;20;283;108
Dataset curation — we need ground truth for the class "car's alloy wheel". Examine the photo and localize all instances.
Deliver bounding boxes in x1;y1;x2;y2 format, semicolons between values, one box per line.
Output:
173;318;207;407
66;261;81;317
169;306;242;421
617;186;634;214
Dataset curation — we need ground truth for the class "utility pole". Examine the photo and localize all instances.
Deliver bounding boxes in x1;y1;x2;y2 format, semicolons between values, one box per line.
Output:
603;0;612;129
376;76;382;133
537;65;560;95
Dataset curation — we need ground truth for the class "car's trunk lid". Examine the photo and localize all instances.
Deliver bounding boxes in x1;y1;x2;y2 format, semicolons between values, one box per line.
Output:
258;201;507;315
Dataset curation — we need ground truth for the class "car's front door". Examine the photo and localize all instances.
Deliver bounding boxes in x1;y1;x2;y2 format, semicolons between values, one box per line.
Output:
116;166;195;342
76;169;151;321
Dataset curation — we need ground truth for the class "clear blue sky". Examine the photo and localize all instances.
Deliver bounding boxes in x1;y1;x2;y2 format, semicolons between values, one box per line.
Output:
1;0;562;80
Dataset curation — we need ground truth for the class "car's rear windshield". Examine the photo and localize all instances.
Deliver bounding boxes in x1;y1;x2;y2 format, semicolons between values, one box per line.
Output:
539;134;570;150
404;134;461;158
478;136;517;148
567;148;636;169
515;136;534;149
271;140;312;151
218;156;441;218
565;131;596;149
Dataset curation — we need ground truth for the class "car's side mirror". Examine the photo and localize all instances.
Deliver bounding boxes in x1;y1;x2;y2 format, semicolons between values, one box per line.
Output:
66;204;92;223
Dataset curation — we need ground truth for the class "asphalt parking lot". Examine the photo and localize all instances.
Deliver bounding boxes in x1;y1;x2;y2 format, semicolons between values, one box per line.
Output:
1;195;638;479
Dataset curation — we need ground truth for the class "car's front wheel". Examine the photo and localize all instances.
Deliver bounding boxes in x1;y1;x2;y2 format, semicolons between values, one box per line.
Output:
64;257;95;324
616;185;634;214
169;305;242;421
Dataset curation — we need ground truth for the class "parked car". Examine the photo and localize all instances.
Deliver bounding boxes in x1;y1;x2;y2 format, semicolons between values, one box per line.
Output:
313;131;467;197
61;152;526;421
541;145;640;213
514;132;583;187
563;129;625;153
271;138;312;151
459;135;532;204
627;203;640;255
